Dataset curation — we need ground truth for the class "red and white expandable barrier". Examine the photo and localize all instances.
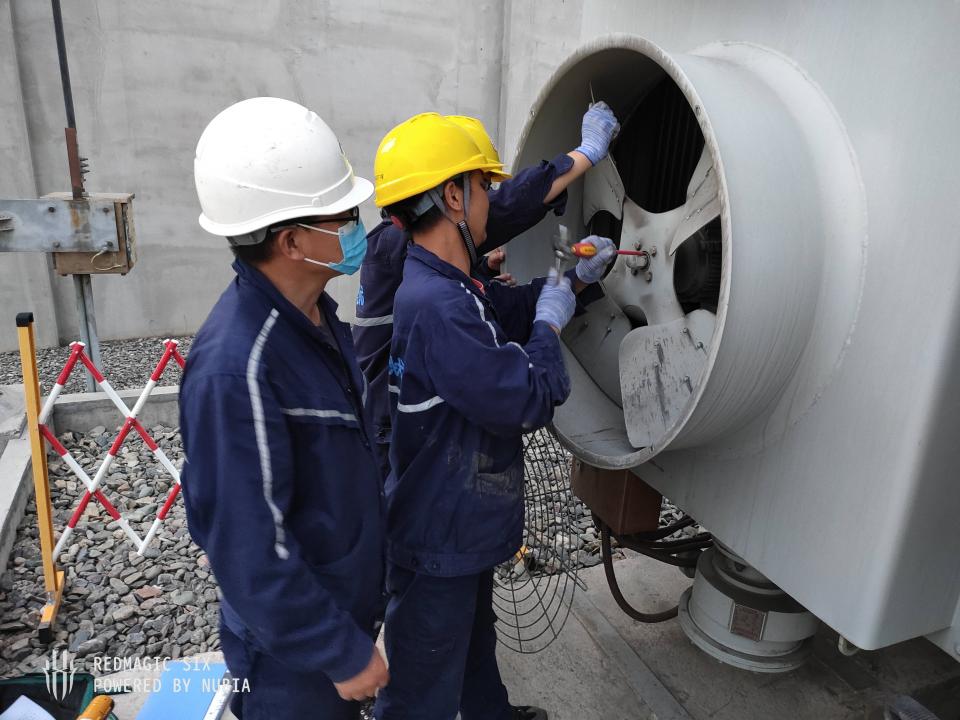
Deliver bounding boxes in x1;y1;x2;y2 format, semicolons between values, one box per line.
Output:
38;339;186;560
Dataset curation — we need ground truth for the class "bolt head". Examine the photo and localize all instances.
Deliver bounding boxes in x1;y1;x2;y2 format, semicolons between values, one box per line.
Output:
650;245;658;256
645;271;653;282
47;206;56;213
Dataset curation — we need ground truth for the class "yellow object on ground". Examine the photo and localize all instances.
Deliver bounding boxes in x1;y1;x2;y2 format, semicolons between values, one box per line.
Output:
16;312;64;643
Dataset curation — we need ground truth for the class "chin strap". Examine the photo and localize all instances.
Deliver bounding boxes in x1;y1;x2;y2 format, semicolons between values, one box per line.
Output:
424;173;478;266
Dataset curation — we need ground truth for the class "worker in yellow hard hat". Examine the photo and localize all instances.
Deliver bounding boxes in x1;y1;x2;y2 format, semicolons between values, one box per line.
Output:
354;103;620;484
370;113;617;720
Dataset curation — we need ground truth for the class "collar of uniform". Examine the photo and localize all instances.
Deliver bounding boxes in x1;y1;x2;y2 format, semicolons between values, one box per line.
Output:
406;245;486;300
232;259;346;347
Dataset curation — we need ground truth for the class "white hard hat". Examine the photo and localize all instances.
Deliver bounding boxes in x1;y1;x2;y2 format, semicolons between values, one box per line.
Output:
194;97;373;238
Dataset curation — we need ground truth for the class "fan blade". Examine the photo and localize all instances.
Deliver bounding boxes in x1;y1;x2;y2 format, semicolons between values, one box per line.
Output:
582;154;626;225
668;147;721;256
619;310;716;448
604;197;686;326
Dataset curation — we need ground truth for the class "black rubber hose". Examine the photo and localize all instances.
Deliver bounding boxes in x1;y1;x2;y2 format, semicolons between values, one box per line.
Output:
629;515;696;542
646;534;713;552
625;543;702;568
599;521;679;623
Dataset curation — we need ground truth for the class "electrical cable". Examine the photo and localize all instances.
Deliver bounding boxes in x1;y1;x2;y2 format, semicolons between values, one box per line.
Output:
599;520;679;623
646;533;713;551
91;248;122;272
627;515;696;542
624;542;701;568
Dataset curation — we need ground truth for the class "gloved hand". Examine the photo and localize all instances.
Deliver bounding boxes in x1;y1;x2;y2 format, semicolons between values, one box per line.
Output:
575;235;617;284
535;269;576;332
575;101;620;166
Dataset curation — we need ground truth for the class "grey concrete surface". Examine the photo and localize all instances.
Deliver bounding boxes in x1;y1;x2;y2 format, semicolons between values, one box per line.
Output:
49;385;179;435
524;554;960;720
0;434;31;587
0;1;60;351
0;384;26;451
0;384;30;579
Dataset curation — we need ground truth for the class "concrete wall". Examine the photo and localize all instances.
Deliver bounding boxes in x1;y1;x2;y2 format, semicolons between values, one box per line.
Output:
0;0;508;351
0;1;61;349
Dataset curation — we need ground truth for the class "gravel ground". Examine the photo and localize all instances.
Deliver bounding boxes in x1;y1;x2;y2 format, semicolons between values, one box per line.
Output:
0;424;216;678
0;335;194;395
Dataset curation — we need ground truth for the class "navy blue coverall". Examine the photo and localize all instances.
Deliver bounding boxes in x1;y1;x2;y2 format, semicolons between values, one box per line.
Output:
373;245;571;720
352;153;574;478
180;260;385;719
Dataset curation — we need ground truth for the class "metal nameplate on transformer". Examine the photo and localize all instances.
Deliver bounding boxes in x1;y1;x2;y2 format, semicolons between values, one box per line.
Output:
729;603;767;642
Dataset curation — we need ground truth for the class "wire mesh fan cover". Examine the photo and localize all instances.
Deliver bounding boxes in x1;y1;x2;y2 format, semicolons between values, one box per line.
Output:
493;428;581;653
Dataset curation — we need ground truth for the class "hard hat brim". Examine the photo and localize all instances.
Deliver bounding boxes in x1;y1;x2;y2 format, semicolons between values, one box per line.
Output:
199;175;374;237
376;163;512;208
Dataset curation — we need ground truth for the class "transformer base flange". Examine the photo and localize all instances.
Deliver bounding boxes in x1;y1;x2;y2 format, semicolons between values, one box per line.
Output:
678;544;819;673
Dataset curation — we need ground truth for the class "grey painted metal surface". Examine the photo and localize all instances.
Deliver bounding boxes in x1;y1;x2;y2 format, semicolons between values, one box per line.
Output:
510;22;960;659
71;273;102;391
678;545;819;672
0;197;120;253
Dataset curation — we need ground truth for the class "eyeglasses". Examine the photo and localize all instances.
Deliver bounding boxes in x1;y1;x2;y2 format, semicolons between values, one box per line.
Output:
282;208;360;235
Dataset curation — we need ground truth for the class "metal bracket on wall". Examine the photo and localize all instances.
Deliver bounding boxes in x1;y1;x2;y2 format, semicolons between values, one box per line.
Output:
0;197;124;253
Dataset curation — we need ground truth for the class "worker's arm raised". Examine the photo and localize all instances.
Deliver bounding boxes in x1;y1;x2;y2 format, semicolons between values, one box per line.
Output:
179;372;381;688
543;102;621;203
476;103;620;255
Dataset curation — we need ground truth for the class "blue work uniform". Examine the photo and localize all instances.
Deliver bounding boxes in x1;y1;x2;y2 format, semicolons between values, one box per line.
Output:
353;153;574;478
374;245;571;720
180;259;385;720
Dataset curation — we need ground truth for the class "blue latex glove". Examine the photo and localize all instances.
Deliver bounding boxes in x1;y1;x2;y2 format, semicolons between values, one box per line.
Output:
575;101;620;166
535;269;576;331
575;235;618;284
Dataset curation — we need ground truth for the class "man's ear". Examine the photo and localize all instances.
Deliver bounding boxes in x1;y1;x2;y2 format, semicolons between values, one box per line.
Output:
442;179;463;214
274;227;305;261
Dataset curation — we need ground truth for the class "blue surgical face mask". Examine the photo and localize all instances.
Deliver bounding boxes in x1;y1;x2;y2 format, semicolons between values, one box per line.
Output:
297;219;367;275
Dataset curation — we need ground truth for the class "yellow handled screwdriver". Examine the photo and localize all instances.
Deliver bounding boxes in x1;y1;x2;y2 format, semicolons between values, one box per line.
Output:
571;242;646;258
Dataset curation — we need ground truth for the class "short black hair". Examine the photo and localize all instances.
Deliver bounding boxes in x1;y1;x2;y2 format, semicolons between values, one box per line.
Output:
229;230;278;264
385;175;464;234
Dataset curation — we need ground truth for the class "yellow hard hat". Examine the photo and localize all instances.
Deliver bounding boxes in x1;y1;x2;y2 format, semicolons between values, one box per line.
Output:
374;112;511;208
447;115;506;169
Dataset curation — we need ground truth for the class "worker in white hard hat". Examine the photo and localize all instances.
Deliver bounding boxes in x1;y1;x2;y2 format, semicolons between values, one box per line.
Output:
180;97;388;719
